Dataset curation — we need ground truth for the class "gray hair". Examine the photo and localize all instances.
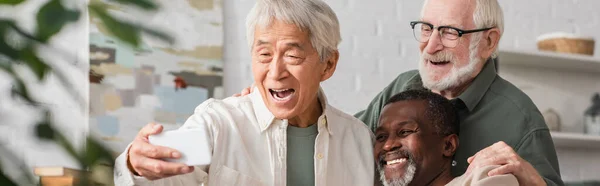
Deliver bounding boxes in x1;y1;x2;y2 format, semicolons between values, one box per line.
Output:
421;0;504;58
246;0;341;61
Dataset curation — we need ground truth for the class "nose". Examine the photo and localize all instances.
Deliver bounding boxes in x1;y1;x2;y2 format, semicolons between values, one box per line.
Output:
423;29;444;54
266;55;289;80
382;135;402;152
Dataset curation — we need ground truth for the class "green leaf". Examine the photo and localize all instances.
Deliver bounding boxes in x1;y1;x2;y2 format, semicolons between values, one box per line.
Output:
0;171;17;186
20;48;50;80
89;4;140;46
36;0;80;42
0;0;24;5
37;115;82;164
35;120;55;140
83;138;115;167
10;78;35;105
0;20;20;59
140;26;174;45
110;0;157;10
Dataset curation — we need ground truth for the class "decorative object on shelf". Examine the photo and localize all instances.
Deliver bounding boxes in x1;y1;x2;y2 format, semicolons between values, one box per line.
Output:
537;32;595;56
584;93;600;135
542;109;561;131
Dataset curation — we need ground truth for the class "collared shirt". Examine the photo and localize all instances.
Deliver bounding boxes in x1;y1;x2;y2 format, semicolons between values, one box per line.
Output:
355;58;564;186
114;88;374;186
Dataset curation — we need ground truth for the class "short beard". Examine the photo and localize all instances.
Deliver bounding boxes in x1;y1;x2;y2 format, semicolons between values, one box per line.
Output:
377;151;417;186
418;34;483;91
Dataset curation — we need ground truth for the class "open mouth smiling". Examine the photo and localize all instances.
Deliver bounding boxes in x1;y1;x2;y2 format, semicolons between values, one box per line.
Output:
269;88;295;101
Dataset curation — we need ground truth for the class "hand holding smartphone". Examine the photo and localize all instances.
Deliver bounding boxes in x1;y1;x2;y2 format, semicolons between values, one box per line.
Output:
148;128;212;166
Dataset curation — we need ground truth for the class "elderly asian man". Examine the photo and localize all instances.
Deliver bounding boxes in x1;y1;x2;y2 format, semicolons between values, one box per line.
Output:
375;90;518;186
112;0;374;185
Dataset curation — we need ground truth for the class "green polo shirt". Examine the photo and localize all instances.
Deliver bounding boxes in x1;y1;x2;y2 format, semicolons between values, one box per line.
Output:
355;58;563;186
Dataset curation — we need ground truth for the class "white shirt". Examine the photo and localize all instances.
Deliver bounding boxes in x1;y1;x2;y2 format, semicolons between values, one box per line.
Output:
113;88;375;186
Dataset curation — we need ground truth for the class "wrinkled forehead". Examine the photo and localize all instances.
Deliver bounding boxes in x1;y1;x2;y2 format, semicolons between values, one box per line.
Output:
421;0;475;28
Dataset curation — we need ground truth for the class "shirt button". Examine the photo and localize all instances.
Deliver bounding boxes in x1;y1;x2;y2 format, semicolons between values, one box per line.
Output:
320;118;326;124
316;153;323;159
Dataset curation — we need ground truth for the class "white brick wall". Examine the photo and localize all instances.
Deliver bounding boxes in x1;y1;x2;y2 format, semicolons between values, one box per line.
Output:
223;0;600;182
224;0;600;112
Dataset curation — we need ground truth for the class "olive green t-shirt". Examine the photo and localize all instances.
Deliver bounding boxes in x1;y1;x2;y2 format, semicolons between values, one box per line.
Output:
355;58;563;186
287;124;318;186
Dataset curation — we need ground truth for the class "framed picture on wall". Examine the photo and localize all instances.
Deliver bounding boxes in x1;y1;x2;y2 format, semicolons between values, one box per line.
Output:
88;0;224;156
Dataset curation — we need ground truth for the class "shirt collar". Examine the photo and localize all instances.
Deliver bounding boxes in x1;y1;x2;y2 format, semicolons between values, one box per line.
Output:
250;87;333;135
456;58;498;112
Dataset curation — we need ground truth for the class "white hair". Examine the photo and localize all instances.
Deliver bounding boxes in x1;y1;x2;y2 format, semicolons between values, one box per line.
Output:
473;0;504;58
245;0;341;61
420;0;504;58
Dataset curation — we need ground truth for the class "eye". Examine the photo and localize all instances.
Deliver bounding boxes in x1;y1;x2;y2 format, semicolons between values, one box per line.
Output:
375;134;388;142
286;55;299;59
260;53;271;56
398;130;415;136
441;28;459;38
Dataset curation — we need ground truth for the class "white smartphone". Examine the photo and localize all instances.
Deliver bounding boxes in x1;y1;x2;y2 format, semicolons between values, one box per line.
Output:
148;128;212;166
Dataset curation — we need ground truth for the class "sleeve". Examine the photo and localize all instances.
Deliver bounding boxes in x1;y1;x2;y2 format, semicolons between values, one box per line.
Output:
354;71;417;132
113;100;221;186
515;114;564;186
469;165;519;186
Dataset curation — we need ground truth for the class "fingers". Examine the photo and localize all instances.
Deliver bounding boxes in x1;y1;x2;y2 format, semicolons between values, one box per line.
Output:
468;141;516;169
233;86;253;97
488;163;517;176
131;156;193;180
241;87;251;96
131;140;181;159
128;122;196;180
138;123;164;139
489;161;545;186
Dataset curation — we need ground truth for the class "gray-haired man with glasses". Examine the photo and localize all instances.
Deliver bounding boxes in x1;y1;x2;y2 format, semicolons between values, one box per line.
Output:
356;0;563;185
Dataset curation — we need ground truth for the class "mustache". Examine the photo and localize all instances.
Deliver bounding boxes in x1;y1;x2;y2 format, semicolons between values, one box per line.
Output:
377;149;413;167
421;51;455;62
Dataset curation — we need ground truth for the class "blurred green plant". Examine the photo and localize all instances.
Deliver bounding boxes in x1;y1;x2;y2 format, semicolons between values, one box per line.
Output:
0;0;172;185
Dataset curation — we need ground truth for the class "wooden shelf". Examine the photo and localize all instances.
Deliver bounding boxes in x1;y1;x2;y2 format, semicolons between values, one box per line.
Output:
551;132;600;149
498;49;600;74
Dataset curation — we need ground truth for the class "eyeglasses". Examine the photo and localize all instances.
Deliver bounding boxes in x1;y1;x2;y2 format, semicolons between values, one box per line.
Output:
410;21;494;48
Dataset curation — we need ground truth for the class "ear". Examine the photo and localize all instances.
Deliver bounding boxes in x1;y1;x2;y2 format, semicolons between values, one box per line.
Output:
320;50;339;82
479;28;501;59
442;134;459;158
